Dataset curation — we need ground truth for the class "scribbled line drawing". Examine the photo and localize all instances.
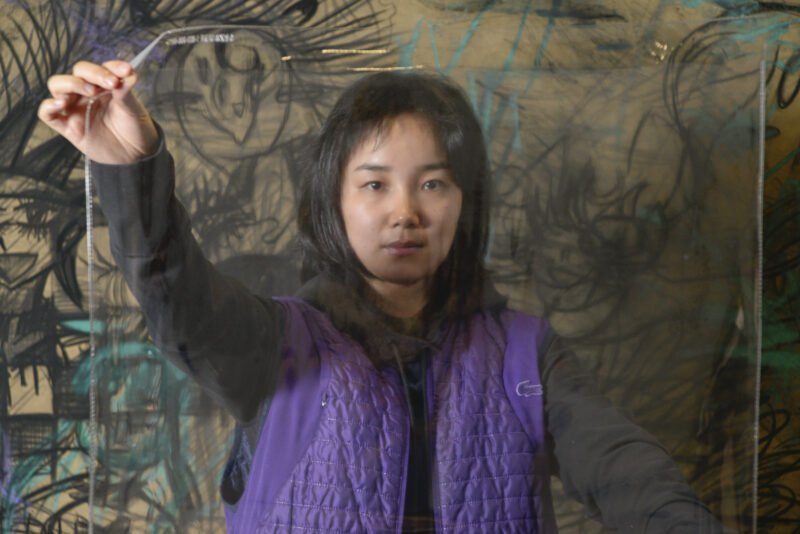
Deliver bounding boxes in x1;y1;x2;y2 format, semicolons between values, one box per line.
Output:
2;0;800;531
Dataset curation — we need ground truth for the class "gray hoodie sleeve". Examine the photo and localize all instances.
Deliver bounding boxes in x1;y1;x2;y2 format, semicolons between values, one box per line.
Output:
90;129;284;425
540;333;726;533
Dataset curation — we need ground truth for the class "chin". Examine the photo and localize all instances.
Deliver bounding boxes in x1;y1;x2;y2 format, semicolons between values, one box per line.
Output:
373;269;432;287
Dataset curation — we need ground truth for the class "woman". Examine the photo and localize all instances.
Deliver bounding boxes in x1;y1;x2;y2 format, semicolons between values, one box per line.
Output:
39;60;724;533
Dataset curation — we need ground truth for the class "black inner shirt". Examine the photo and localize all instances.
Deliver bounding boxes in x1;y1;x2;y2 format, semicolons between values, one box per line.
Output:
399;351;435;534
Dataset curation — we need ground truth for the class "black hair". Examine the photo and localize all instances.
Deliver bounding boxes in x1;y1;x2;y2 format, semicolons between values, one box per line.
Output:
297;70;491;318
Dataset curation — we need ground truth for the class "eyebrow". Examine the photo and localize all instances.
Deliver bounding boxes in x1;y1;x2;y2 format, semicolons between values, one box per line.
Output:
354;162;450;172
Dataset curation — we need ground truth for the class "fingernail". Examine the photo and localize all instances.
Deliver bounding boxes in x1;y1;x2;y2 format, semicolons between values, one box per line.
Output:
85;84;96;94
105;77;118;88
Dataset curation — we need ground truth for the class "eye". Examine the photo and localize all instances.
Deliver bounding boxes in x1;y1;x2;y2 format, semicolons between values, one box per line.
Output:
364;181;383;191
422;179;446;191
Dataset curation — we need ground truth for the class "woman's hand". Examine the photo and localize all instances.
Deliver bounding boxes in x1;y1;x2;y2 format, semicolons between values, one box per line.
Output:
38;60;159;165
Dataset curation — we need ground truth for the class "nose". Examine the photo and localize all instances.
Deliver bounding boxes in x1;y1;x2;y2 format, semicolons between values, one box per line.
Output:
391;189;421;228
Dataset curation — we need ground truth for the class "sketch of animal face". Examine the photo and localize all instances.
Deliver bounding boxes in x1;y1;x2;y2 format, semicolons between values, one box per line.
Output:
0;175;59;296
175;38;286;159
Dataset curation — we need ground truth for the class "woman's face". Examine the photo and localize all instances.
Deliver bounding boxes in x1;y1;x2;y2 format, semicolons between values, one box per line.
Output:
340;113;462;291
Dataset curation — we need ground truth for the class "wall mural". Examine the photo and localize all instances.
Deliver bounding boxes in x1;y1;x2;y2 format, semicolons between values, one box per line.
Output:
0;0;798;532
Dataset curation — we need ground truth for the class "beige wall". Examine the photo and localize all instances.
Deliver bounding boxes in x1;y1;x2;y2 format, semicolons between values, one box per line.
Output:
1;1;798;531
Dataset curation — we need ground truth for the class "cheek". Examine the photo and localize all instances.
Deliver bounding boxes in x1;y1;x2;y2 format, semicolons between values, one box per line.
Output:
339;196;355;236
439;200;462;251
340;201;372;252
449;195;463;233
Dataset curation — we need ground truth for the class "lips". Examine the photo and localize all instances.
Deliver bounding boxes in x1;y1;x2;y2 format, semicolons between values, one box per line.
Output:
385;240;423;256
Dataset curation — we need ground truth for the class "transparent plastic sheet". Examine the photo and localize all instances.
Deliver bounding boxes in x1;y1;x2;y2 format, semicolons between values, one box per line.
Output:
77;21;764;532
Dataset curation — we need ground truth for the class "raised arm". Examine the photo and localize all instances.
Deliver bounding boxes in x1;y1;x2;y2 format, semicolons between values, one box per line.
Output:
39;61;284;424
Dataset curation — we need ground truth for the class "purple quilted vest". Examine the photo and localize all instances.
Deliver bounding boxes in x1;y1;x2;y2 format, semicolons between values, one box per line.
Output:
224;298;555;533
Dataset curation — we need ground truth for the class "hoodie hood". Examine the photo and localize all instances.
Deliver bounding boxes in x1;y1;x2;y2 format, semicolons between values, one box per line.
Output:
295;273;507;367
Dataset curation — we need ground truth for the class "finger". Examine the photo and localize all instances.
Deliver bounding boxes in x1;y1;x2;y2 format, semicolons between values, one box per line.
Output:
102;60;134;79
93;60;142;112
101;60;139;98
37;98;69;129
73;60;122;91
103;60;140;103
38;97;91;152
47;74;101;100
37;97;59;118
38;94;92;128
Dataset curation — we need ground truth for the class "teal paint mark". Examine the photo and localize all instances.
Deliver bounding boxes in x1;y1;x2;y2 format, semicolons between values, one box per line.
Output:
729;1;761;17
427;22;441;71
411;1;530;169
466;72;478;114
50;448;72;519
766;102;779;122
480;71;496;131
51;441;87;512
452;1;530;161
681;0;704;8
61;319;107;333
729;16;793;45
523;0;560;96
774;57;800;75
482;83;522;156
152;464;175;514
433;0;497;76
775;38;800;51
395;19;423;68
765;145;800;179
408;0;526;75
499;0;533;77
71;340;169;394
475;0;530;152
765;126;780;140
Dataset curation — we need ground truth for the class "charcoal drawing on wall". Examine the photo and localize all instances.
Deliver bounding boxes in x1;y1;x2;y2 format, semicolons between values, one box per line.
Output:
1;0;799;532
